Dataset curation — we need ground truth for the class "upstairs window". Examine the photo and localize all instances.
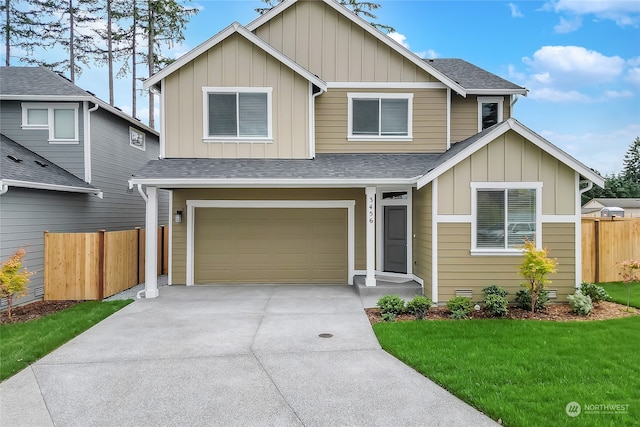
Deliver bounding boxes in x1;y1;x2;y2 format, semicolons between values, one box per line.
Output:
21;103;79;143
348;93;413;141
203;87;272;141
472;183;541;254
477;97;504;131
129;127;146;151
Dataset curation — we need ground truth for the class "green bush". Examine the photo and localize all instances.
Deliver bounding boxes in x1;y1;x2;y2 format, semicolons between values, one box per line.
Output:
482;285;508;298
446;296;473;319
515;289;549;312
579;282;610;304
568;291;593;315
484;294;509;317
406;296;433;319
377;295;405;321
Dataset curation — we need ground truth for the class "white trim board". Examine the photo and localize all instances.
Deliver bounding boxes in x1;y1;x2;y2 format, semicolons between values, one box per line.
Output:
185;200;355;286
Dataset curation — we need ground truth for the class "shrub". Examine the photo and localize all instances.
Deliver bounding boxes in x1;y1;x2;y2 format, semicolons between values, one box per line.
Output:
518;240;557;314
482;285;508;298
579;282;610;304
446;296;473;319
568;292;593;315
484;294;509;317
377;295;405;321
0;248;33;320
406;296;433;319
515;289;549;312
617;260;640;311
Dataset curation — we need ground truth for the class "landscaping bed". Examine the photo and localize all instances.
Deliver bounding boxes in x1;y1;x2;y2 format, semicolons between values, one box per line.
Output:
0;300;82;324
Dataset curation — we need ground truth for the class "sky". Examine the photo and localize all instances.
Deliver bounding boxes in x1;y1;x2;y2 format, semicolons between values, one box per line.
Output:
7;0;640;175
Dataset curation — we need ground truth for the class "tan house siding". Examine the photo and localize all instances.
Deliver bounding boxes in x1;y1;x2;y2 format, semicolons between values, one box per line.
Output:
412;185;432;297
164;33;310;159
315;88;448;153
171;188;366;284
438;130;576;216
437;223;575;302
450;95;512;143
253;0;436;83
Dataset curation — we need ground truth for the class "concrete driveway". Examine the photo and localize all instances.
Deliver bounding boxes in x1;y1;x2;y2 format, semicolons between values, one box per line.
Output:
1;285;497;427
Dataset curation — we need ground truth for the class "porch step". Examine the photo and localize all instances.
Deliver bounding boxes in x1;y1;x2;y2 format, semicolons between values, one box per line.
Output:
353;275;423;308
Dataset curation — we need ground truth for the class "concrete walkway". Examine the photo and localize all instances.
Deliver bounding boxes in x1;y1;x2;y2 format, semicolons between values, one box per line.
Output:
1;285;498;427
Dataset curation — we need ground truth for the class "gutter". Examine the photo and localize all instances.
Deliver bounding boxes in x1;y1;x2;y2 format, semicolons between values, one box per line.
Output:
0;179;103;198
128;177;423;188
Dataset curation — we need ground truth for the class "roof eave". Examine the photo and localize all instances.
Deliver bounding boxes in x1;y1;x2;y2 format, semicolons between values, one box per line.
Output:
0;179;103;197
128;177;421;189
467;88;528;96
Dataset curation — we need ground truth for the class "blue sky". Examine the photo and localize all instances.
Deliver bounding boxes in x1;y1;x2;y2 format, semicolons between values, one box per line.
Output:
14;0;640;175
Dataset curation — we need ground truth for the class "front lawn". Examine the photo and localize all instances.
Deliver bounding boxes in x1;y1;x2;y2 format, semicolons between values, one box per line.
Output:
0;300;132;381
599;281;640;309
374;317;640;427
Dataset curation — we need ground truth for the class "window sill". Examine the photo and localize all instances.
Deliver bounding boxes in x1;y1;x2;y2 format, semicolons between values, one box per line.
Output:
49;139;79;144
470;249;524;256
348;136;413;142
203;138;273;144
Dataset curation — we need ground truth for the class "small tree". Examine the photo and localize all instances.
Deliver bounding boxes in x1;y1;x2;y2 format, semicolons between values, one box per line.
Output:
0;248;33;320
617;259;640;312
518;240;557;314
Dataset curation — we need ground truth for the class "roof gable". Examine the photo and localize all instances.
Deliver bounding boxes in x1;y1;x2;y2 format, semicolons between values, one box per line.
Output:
144;22;326;91
416;118;605;189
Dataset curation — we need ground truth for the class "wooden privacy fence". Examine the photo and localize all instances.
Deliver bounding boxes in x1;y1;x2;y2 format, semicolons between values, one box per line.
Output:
582;218;640;283
44;226;168;300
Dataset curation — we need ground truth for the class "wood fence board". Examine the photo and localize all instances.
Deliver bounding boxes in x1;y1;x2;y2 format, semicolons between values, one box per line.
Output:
103;230;139;298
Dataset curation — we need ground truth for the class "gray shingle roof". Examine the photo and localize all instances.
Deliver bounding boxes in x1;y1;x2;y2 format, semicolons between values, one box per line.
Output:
425;58;525;93
0;67;90;97
590;198;640;209
1;134;98;191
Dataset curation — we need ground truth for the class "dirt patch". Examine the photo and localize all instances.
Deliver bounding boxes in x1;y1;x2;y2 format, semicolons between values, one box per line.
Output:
366;301;638;324
1;301;83;324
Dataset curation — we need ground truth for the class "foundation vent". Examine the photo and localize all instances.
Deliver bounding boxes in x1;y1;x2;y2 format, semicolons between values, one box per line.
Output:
455;289;473;299
547;289;557;299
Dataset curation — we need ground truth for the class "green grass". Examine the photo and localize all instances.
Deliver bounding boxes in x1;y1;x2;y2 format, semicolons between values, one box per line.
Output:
374;317;640;427
0;300;132;381
598;281;640;309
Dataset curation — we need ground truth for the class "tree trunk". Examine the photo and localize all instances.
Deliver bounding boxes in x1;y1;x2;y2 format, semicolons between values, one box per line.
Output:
4;0;9;66
147;1;154;128
107;0;113;105
69;0;75;82
132;0;137;118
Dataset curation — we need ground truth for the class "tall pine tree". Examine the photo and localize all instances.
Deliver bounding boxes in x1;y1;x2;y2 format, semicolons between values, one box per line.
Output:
622;137;640;184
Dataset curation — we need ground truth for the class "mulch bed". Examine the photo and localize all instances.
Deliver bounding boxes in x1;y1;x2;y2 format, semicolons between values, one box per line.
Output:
0;300;83;324
366;301;639;324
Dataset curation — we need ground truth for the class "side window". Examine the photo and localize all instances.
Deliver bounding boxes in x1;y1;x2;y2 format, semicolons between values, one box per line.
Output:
477;97;504;131
348;93;413;141
130;127;146;151
22;103;79;143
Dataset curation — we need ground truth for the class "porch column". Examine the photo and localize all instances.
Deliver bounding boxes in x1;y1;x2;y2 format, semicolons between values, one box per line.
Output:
365;186;376;287
144;186;159;298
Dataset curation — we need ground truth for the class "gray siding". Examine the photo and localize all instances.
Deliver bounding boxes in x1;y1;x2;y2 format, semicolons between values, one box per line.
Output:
0;100;86;178
0;104;168;307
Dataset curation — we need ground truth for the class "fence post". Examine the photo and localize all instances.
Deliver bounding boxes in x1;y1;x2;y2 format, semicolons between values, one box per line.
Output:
594;220;600;284
98;230;106;300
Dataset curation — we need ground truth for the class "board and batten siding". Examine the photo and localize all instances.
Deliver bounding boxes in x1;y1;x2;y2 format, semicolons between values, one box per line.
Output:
315;88;448;153
412;184;432;298
437;130;576;216
163;33;310;159
450;95;512;144
0;100;85;179
436;223;575;302
253;0;437;83
0;110;168;307
171;188;366;284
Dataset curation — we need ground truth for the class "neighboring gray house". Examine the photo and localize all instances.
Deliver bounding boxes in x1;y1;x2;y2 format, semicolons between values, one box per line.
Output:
0;66;167;306
582;198;640;218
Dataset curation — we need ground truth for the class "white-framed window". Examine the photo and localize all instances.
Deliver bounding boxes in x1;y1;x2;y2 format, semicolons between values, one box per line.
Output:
477;96;504;131
471;182;542;255
21;103;79;143
347;93;413;141
202;87;272;142
129;127;146;151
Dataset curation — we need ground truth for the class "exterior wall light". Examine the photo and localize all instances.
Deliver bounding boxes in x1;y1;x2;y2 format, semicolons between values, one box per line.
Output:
175;210;183;223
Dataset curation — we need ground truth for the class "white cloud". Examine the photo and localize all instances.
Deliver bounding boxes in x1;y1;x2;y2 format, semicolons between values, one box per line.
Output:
554;16;582;33
544;0;640;30
509;3;524;18
626;67;640;87
528;87;590;103
603;90;634;99
388;32;437;58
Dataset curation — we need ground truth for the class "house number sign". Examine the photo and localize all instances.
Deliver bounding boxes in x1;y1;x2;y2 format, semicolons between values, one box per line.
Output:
368;196;375;224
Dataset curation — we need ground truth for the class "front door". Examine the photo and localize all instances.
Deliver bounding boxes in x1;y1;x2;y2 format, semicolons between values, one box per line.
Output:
383;205;407;273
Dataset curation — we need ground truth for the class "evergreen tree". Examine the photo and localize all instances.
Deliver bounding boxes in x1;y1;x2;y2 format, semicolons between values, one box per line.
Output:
1;0;50;66
622;137;640;184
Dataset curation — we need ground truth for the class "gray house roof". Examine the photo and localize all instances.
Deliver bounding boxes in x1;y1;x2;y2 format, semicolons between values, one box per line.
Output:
0;134;101;195
426;59;527;95
585;198;640;209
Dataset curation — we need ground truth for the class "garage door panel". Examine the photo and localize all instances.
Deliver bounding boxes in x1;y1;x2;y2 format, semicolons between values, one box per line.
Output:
194;207;347;283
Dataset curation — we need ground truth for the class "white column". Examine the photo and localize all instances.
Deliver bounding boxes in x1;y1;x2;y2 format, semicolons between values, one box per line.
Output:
365;186;376;287
144;186;159;298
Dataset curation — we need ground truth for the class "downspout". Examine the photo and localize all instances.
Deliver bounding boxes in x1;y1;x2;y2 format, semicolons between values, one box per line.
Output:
510;94;519;114
309;83;324;159
576;179;594;288
0;182;8;195
136;183;148;203
84;101;99;183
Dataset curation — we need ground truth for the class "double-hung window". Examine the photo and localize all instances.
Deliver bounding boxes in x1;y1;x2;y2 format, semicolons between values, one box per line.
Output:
347;93;412;141
477;97;503;131
21;103;79;143
472;183;541;254
203;87;272;141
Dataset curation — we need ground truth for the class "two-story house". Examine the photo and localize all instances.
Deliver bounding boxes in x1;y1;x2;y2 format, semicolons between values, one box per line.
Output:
0;66;167;306
130;0;604;302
